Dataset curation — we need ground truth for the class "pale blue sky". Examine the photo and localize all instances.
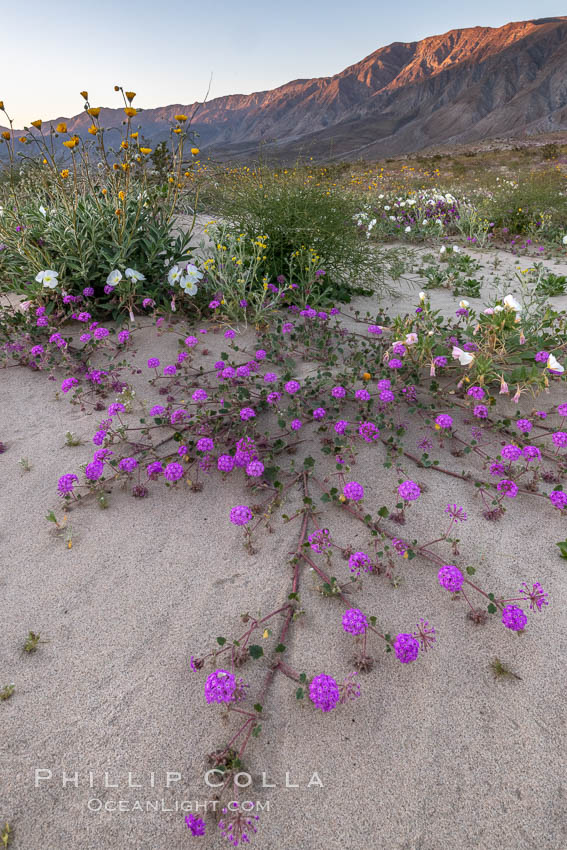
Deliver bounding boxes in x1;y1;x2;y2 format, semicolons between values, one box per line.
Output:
1;1;564;125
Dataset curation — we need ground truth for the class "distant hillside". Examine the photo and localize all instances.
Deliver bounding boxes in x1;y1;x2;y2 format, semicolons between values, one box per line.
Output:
3;17;567;162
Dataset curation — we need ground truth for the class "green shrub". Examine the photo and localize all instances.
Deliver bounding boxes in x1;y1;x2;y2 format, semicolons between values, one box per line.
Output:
208;161;380;302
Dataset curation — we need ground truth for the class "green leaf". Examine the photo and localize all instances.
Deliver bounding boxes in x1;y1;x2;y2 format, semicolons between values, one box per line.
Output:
303;456;315;468
377;506;389;518
299;672;307;683
466;566;476;575
295;687;305;700
275;644;286;653
487;603;497;614
556;540;567;559
253;703;263;713
249;645;264;659
216;637;226;646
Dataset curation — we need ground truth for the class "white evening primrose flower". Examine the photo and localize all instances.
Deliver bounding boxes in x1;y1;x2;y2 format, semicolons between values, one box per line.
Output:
562;235;567;245
184;263;203;285
39;205;47;217
405;333;418;345
125;268;145;282
419;291;426;301
35;269;59;288
168;265;183;285
503;294;522;311
181;278;198;296
547;353;564;373
452;346;475;366
439;246;446;254
452;246;460;254
494;305;504;313
384;205;391;211
405;226;411;233
459;300;469;309
422;219;428;226
106;269;122;286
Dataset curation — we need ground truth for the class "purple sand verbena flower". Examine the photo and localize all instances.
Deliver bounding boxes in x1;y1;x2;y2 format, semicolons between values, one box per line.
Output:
502;605;527;631
308;528;331;553
445;504;467;522
185;814;206;836
467;386;485;400
164;462;184;482
348;551;371;576
519;581;549;612
309;674;340;712
342;608;368;635
413;619;436;652
550;490;567;510
398;480;420;501
246;460;264;477
435;414;453;429
230;505;253;526
394;633;419;663
205;669;236;704
438;564;464;592
501;444;522;461
497;479;518;498
58;473;78;495
118;457;138;472
218;455;235;472
343;481;364;501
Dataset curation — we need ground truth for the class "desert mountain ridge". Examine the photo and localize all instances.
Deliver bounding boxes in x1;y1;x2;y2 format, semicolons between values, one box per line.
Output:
3;16;567;162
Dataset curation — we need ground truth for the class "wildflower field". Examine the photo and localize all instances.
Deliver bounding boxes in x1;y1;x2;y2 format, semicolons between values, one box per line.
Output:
0;92;566;850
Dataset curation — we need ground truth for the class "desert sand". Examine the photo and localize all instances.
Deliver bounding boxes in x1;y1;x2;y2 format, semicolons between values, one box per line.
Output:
1;239;566;850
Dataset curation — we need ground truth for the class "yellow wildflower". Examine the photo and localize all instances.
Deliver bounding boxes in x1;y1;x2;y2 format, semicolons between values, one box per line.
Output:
118;190;125;201
120;140;128;149
174;114;188;122
31;119;42;129
1;131;10;140
87;107;100;117
362;372;371;381
56;122;67;133
19;136;27;143
130;132;138;138
125;91;136;101
80;91;88;100
60;169;69;178
124;107;137;118
139;147;152;154
0;101;4;110
88;125;99;135
191;147;200;155
63;136;79;149
173;127;181;134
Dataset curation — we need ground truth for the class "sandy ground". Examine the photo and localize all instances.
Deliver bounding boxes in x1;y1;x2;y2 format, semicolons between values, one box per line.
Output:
1;238;566;850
